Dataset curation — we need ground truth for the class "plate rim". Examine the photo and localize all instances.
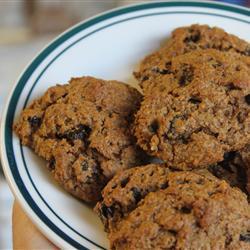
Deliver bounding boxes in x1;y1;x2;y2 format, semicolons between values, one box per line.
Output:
1;1;249;249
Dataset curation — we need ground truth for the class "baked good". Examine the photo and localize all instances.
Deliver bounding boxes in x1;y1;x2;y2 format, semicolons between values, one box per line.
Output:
134;49;250;169
134;24;250;93
14;76;146;202
95;164;172;231
95;164;218;232
95;164;250;250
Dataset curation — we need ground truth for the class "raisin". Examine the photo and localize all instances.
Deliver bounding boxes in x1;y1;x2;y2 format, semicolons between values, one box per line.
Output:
223;151;237;162
159;68;171;74
202;128;219;138
58;124;92;143
212;44;222;50
141;75;149;81
168;230;177;236
240;233;250;242
100;205;114;218
152;67;171;75
226;83;241;91
235;65;241;71
223;45;233;52
180;206;191;214
188;96;201;104
48;157;56;171
131;187;141;203
179;135;190;144
165;61;172;69
196;178;205;185
225;235;233;246
121;177;129;188
184;30;201;43
148;120;159;133
28;116;42;130
81;161;88;171
179;64;194;86
160;182;168;189
66;124;91;141
245;94;250;105
96;106;102;111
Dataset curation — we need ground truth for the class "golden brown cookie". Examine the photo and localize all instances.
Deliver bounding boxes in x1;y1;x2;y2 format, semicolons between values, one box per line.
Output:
14;76;146;202
95;164;218;232
95;164;250;250
134;49;250;169
135;24;250;93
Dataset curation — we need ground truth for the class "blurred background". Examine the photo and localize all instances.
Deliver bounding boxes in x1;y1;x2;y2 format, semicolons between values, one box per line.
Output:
0;0;249;249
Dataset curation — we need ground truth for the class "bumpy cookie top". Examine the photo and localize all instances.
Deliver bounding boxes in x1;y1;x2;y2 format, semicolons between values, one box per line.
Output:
110;182;250;250
95;164;250;250
135;24;250;92
95;164;217;232
14;76;145;202
134;49;250;169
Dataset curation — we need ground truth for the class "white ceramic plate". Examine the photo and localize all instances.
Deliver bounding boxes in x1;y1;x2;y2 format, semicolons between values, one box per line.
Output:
1;1;249;249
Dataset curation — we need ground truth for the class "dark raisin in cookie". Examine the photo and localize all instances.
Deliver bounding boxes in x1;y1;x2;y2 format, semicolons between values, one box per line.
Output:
134;49;250;169
134;24;250;93
95;164;250;250
14;76;147;202
95;164;217;232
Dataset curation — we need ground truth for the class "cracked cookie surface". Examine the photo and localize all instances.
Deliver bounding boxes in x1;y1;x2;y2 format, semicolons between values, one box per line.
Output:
95;164;250;250
134;24;250;93
14;76;145;202
95;164;218;232
134;49;250;169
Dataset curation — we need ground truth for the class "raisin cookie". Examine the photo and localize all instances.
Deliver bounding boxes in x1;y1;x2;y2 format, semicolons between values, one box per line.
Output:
134;24;250;93
14;76;146;202
134;49;250;169
95;164;250;250
95;164;218;232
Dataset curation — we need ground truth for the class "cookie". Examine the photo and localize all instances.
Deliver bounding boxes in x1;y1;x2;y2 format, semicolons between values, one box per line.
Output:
95;164;217;232
208;150;249;195
110;183;250;250
95;164;250;250
134;49;250;169
134;24;250;93
14;76;146;202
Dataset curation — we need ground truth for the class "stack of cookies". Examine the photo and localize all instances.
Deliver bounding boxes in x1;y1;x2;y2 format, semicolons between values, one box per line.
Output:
15;25;250;249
